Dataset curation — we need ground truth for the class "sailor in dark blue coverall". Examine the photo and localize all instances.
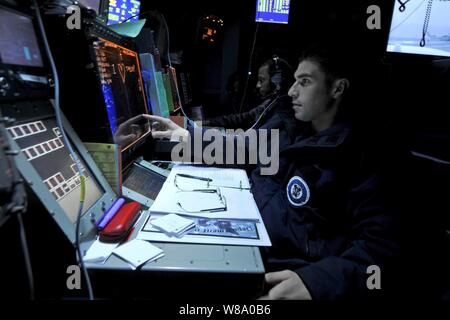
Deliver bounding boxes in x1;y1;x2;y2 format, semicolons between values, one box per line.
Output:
250;48;401;300
145;45;400;300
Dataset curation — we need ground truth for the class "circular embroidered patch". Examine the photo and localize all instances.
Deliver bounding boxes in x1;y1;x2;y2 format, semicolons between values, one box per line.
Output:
286;176;310;207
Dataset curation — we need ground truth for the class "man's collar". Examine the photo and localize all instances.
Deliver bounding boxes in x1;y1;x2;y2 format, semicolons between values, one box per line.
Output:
285;122;353;151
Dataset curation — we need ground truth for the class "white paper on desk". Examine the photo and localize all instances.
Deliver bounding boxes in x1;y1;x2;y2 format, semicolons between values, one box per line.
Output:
176;192;225;212
83;240;119;264
112;239;164;270
138;214;272;246
150;183;261;221
169;165;251;189
151;213;195;236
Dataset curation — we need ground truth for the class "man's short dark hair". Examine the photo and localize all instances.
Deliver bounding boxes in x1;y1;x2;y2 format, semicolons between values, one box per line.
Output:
299;43;358;122
298;43;354;87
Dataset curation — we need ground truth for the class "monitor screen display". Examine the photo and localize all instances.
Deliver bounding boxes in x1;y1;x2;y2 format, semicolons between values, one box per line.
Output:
123;162;166;201
387;0;450;57
6;117;104;224
255;0;290;25
92;37;150;148
107;0;141;25
0;7;43;67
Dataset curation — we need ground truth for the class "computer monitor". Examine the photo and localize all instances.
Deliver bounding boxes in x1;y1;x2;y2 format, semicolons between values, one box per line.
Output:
4;110;118;243
255;0;290;25
107;0;141;25
7;117;104;223
91;37;151;151
0;5;50;101
0;7;43;67
386;0;450;58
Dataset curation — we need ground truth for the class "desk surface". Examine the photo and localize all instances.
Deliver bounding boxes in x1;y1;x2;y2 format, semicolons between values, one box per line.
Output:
85;161;266;298
86;210;265;274
85;208;265;298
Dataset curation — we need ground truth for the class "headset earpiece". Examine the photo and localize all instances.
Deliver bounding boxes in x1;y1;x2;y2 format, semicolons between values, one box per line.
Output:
271;72;282;91
270;55;283;92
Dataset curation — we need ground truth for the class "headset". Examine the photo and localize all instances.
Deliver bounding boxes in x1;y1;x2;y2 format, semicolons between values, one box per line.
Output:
268;55;292;93
271;55;283;91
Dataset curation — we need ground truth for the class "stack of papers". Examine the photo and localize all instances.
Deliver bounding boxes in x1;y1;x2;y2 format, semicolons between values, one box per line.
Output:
149;165;259;221
138;214;272;246
151;213;195;237
83;239;119;264
137;165;272;247
112;239;164;270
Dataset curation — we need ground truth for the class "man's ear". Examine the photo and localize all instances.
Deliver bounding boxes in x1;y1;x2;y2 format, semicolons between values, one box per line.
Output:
332;78;350;99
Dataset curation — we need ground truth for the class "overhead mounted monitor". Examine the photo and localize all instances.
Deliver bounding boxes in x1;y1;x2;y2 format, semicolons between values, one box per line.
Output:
255;0;290;25
107;0;141;25
0;5;50;101
387;0;450;58
0;7;43;67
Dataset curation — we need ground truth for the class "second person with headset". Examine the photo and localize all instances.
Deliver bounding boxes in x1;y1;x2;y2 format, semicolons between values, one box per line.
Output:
203;55;297;137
